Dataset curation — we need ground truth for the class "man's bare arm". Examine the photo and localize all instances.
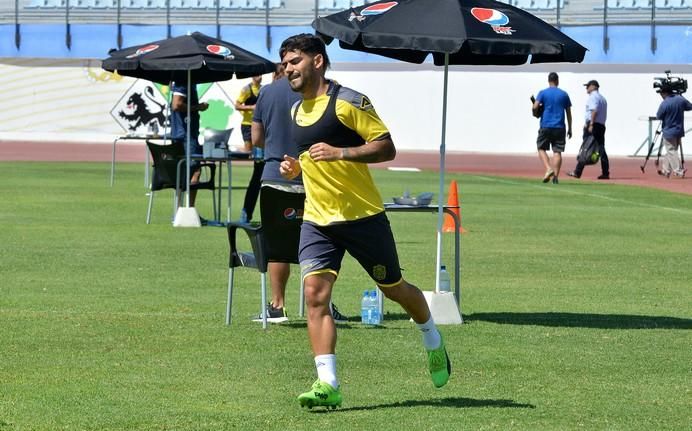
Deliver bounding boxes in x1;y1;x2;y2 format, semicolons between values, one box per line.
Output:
308;137;396;164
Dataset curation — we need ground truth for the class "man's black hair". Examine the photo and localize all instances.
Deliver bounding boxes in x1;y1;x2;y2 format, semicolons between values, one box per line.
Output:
548;72;559;83
279;33;331;70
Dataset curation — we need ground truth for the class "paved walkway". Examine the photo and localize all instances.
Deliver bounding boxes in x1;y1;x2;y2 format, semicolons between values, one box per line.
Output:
1;140;689;195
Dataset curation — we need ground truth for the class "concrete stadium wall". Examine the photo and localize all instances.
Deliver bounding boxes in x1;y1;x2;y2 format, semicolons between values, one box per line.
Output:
0;59;689;156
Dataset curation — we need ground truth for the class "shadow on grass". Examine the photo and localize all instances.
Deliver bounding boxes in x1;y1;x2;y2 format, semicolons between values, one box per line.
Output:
283;312;415;329
311;396;535;413
468;312;692;329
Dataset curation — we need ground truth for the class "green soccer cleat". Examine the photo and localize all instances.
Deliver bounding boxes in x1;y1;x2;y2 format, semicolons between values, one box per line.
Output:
297;380;343;410
427;337;451;388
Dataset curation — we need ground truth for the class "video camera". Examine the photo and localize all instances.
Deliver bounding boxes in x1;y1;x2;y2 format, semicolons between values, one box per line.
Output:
653;70;687;95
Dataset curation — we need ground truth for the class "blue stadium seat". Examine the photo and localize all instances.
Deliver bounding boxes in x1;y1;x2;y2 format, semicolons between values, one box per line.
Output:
246;0;264;7
169;0;190;8
196;0;217;7
268;0;281;7
227;0;247;7
655;0;669;7
122;0;148;7
42;0;66;6
333;0;350;8
317;0;334;9
514;0;533;9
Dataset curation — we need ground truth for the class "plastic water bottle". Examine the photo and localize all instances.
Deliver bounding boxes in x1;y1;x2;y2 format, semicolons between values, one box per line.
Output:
369;290;381;325
439;265;451;292
361;290;370;324
252;146;264;160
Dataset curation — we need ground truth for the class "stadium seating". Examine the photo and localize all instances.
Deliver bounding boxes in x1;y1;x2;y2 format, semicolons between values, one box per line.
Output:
23;0;284;8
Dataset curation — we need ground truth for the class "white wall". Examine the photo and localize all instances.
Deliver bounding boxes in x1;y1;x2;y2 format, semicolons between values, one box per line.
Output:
327;63;692;157
0;59;689;157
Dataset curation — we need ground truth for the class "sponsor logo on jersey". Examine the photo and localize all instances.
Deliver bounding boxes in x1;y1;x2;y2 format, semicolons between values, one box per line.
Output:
284;207;304;220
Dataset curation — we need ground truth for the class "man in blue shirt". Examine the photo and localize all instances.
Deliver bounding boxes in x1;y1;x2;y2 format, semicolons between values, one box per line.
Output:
656;86;692;178
533;72;572;184
170;83;208;206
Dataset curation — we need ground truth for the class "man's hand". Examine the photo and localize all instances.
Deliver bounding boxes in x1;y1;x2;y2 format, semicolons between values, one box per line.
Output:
280;155;301;180
198;102;209;112
568;128;573;139
308;142;342;162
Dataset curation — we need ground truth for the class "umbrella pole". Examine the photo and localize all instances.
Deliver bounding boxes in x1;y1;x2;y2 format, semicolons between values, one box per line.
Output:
185;70;192;208
435;53;449;293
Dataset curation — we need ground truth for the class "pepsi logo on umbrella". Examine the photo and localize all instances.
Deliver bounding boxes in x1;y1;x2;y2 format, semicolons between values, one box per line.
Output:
470;8;515;35
206;45;234;59
362;1;397;15
126;44;159;59
349;1;397;22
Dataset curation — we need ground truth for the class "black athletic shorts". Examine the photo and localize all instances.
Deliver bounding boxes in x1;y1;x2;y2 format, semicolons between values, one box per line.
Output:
537;127;566;152
241;124;252;143
259;185;305;263
299;212;403;286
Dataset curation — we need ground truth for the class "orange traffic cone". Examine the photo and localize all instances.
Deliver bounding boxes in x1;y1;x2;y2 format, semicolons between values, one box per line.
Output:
442;180;466;233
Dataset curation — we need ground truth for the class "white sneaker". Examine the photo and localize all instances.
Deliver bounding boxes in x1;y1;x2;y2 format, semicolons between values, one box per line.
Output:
673;168;687;178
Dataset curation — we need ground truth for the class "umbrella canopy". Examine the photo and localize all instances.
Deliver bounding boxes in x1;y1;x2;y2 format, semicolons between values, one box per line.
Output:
102;32;276;85
313;0;586;65
312;0;587;293
102;32;275;214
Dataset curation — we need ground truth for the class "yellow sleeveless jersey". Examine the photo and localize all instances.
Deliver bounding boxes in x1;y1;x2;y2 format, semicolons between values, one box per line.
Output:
236;83;261;126
292;82;390;226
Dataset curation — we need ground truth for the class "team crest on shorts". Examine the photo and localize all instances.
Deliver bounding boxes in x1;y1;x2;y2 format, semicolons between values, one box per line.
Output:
372;264;387;281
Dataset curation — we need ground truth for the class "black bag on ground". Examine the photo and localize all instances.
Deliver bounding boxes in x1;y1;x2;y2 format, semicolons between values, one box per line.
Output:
577;135;600;165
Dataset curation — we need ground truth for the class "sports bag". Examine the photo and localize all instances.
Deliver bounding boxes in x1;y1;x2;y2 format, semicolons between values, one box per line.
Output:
577;135;600;165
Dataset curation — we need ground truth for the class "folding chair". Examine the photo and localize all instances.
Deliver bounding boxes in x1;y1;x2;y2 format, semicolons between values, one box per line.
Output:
145;140;216;224
226;222;269;328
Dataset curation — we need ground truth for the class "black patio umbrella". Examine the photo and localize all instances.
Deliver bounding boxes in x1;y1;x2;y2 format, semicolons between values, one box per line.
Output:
102;31;275;84
102;32;275;214
312;0;587;290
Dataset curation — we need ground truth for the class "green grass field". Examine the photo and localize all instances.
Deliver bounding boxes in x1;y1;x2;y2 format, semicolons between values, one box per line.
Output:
1;162;690;430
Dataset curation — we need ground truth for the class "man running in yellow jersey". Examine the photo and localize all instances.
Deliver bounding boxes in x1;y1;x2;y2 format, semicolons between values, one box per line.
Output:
279;33;451;410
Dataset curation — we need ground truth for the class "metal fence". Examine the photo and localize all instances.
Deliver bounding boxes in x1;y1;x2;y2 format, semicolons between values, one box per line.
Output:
2;0;691;51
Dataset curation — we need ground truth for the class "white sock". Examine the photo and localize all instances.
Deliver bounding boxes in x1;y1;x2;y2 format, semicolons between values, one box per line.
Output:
315;354;338;389
416;316;442;350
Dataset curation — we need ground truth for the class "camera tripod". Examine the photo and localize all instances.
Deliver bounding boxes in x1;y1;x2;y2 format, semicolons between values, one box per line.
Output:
640;121;686;176
640;121;662;173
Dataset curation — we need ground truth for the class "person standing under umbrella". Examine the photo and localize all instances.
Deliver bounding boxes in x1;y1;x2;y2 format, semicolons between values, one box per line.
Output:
278;33;451;409
533;72;572;184
171;82;208;208
235;75;264;223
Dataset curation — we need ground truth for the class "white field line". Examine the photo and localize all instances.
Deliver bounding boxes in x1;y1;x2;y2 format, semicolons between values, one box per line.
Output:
471;175;692;215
